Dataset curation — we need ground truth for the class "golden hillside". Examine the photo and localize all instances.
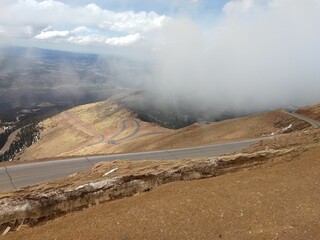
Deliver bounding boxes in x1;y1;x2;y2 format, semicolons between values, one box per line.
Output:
16;99;310;162
16;100;168;161
110;110;310;153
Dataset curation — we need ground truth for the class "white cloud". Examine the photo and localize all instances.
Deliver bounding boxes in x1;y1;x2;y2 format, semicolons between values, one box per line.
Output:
0;0;168;32
100;11;168;33
67;32;143;47
223;0;255;15
105;33;141;46
149;0;320;115
71;26;91;34
35;30;70;40
0;0;168;48
67;35;106;45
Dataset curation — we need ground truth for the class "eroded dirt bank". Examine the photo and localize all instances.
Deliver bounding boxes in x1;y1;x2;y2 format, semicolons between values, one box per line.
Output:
1;128;319;239
0;146;309;234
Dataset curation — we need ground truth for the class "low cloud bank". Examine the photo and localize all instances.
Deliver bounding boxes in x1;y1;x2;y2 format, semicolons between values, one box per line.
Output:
146;0;320;118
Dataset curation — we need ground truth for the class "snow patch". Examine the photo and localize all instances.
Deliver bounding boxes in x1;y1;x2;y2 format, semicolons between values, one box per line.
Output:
282;124;292;131
103;168;119;176
76;178;116;190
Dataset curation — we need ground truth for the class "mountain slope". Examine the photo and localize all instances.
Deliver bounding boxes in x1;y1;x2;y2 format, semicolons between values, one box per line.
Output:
16;100;168;161
109;110;309;153
297;104;320;121
15;101;310;162
3;130;320;240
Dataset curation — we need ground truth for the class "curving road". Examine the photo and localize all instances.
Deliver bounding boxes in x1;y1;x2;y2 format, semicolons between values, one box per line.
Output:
283;110;320;128
64;111;106;147
0;137;269;192
1;109;318;192
108;119;141;144
64;113;141;147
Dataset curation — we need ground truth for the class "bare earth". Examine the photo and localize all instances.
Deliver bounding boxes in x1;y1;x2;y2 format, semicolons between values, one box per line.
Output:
1;128;320;239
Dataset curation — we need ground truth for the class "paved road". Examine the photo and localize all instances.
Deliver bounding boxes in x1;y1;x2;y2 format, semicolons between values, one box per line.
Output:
0;138;267;192
2;109;317;192
64;111;106;147
108;119;141;144
283;110;320;128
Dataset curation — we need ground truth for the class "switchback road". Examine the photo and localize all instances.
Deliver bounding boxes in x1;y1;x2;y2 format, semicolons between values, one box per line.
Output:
108;119;141;144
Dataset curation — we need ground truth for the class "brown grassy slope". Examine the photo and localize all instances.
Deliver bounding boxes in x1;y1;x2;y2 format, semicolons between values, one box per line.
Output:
109;110;309;153
15;113;91;161
15;104;310;161
68;100;133;132
15;100;168;161
297;104;320;121
4;142;320;240
15;101;130;161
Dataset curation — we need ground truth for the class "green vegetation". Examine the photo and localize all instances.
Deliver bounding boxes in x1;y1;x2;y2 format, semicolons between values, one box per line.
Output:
0;128;15;149
0;123;43;162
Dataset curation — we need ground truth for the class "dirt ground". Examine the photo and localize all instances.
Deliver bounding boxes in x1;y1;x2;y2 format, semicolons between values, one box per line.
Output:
2;141;320;240
297;104;320;121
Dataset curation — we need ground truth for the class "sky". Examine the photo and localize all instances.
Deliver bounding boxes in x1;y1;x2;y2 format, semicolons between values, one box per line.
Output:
0;0;320;114
0;0;229;55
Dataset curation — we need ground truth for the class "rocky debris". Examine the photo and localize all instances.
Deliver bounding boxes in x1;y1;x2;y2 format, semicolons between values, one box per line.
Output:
0;147;305;233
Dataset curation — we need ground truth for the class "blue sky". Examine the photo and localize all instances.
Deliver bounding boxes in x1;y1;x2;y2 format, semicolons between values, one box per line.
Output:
64;0;229;15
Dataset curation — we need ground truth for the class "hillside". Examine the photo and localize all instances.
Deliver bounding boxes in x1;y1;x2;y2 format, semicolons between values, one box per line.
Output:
16;100;169;161
297;104;320;121
1;124;320;239
15;100;310;162
112;110;309;153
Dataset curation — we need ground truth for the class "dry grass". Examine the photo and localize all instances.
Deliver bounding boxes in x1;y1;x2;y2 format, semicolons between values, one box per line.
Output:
69;101;132;132
16;100;168;161
16;114;92;161
109;110;309;153
15;102;310;161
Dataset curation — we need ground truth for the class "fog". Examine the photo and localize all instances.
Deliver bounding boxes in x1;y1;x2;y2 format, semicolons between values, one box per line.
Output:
145;0;320;118
1;0;320;122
